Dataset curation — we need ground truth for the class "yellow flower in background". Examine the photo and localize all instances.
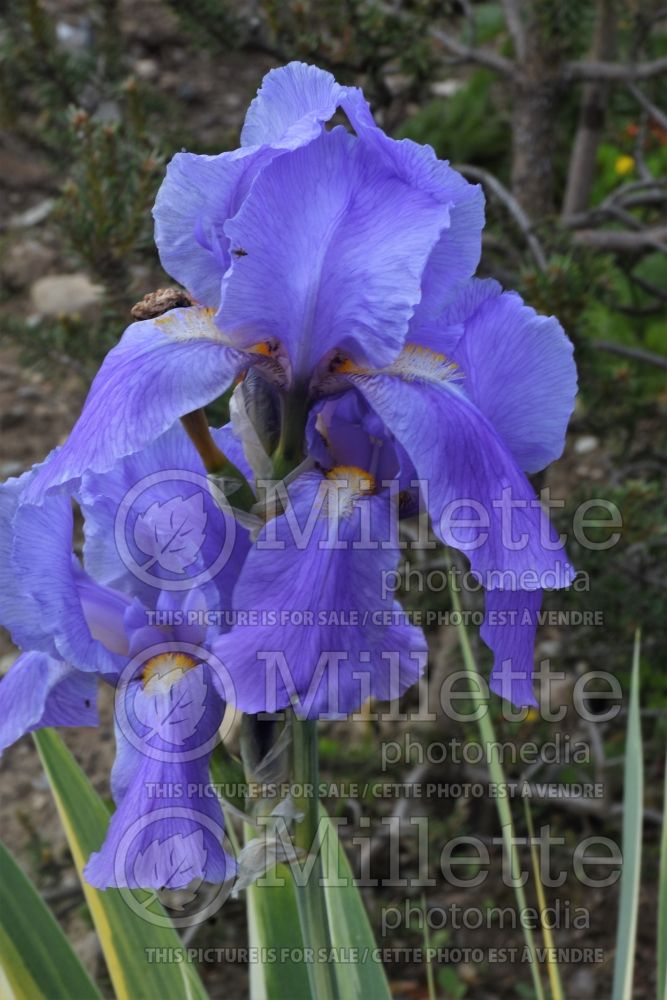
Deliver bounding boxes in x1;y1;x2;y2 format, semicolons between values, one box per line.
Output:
615;154;635;175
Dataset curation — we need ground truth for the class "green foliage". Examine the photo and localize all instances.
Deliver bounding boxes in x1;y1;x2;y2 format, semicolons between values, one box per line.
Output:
1;0;164;370
54;96;162;309
398;70;509;169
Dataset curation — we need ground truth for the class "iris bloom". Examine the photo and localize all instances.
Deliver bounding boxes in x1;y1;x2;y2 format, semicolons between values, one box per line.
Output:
2;63;576;767
0;425;243;887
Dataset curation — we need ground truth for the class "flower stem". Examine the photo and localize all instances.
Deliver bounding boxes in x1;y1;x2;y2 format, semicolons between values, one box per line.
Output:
271;386;310;481
290;711;338;999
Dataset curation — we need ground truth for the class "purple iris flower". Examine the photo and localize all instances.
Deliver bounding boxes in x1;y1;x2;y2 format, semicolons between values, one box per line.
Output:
212;276;576;713
4;61;577;730
22;61;484;501
0;423;244;888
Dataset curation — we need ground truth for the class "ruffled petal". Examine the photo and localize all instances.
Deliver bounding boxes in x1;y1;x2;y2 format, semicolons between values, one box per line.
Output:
219;127;452;380
0;651;98;752
11;493;127;674
24;308;246;502
153;146;267;305
346;358;575;590
241;61;347;147
212;471;426;718
449;285;578;473
480;589;542;708
155;63;352;305
342;88;485;321
79;422;249;610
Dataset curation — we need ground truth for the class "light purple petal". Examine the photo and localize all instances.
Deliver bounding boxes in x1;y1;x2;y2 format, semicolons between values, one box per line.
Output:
481;589;542;708
450;287;578;473
0;651;98;752
84;751;232;889
342;88;485;320
349;363;575;590
24;308;246;502
219;127;452;380
0;469;56;654
79;422;249;610
212;471;426;718
153;146;268;305
240;61;347;147
11;494;126;674
155;63;353;305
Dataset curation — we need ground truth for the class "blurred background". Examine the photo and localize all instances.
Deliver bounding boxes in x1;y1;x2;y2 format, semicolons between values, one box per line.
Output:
0;1;666;998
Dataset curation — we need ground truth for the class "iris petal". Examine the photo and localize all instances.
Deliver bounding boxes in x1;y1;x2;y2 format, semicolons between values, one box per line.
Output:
219;127;452;380
24;308;246;502
0;651;98;753
212;471;426;717
481;589;542;708
346;362;575;590
449;284;578;473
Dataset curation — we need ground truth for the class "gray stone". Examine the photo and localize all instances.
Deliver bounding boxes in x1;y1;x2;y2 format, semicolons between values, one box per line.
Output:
30;273;103;319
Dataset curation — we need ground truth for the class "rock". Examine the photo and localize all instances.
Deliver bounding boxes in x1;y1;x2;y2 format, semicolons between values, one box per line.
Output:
0;461;23;478
30;273;103;319
3;238;56;289
55;20;92;54
568;968;597;996
134;57;159;82
430;79;465;98
8;198;55;229
574;435;599;455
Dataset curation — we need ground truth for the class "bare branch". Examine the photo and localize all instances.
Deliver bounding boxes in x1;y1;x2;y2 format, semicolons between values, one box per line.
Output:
572;225;667;252
455;163;548;271
565;55;667;82
592;340;667;371
430;26;517;78
561;0;617;219
627;81;667;131
500;0;526;60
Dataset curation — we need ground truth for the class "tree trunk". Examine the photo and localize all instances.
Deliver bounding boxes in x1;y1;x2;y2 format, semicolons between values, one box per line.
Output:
509;3;564;222
561;0;617;219
510;73;561;221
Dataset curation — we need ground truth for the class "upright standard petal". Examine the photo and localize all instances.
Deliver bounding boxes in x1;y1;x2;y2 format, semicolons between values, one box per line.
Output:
153;147;261;306
240;62;347;147
219;127;452;380
0;652;98;752
346;354;575;591
155;63;352;305
449;286;578;473
24;308;246;502
342;88;485;320
212;470;426;718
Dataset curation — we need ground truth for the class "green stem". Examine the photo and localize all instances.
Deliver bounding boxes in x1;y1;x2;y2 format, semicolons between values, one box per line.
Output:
271;387;310;481
291;711;339;999
448;564;547;1000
